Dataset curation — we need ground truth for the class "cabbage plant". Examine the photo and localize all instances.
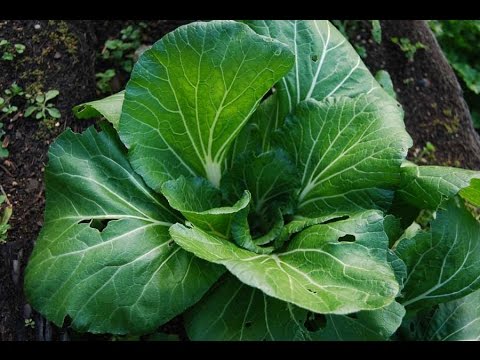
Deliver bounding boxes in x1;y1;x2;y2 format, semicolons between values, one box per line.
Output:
25;20;480;340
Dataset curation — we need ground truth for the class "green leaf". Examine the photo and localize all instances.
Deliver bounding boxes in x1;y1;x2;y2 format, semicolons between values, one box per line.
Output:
459;178;480;206
411;289;480;340
45;89;59;101
24;126;223;334
171;211;399;314
161;176;250;238
186;275;404;341
73;91;125;129
46;107;61;119
227;92;282;167
244;20;391;122
371;20;382;44
397;161;480;210
375;70;396;99
397;198;480;310
314;301;405;340
24;106;36;118
275;95;411;218
222;149;299;219
35;93;45;103
186;275;311;340
119;20;294;189
14;43;25;53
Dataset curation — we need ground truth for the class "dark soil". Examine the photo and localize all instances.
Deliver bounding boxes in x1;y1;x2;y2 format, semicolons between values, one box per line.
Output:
1;20;479;341
350;20;480;170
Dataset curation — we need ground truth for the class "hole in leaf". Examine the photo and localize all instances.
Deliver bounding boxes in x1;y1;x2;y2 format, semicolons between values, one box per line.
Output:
338;234;355;242
322;215;349;224
346;313;358;319
261;88;274;102
311;54;318;62
244;321;253;329
307;288;317;294
304;312;326;332
79;219;111;232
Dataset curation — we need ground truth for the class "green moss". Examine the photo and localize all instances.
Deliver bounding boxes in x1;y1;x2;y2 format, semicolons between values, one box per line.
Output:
45;21;78;57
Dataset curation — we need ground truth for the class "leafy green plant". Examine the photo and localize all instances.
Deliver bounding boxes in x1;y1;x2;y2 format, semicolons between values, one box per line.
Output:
25;20;480;341
0;39;25;61
0;122;8;158
95;69;116;95
0;186;12;245
0;82;24;118
429;20;480;128
24;90;61;120
101;23;146;73
391;37;427;61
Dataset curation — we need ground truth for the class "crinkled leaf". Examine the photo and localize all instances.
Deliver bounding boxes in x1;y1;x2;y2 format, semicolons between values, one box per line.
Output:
171;211;399;314
161;176;250;238
243;20;390;122
24;126;223;335
410;289;480;341
275;95;411;217
397;197;480;310
186;275;404;341
397;161;480;210
119;20;294;189
73;91;125;129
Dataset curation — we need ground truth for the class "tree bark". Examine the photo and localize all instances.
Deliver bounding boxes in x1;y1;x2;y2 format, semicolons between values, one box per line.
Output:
361;20;480;169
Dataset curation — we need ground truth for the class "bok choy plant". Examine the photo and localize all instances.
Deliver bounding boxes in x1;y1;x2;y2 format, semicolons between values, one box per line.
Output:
25;20;480;341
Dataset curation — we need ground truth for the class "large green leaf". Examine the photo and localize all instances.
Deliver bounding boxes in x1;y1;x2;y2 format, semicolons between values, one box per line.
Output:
161;176;250;238
396;198;480;310
186;275;404;341
397;161;480;210
314;301;405;340
410;289;480;341
244;20;390;122
186;275;310;340
227;92;282;167
119;20;294;189
73;91;125;129
171;211;399;315
24;126;223;334
275;96;411;217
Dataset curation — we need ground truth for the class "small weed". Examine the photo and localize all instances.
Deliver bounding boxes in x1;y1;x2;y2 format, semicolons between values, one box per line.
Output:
24;318;35;329
24;90;61;121
101;23;147;73
96;69;116;95
391;37;427;61
0;186;12;245
0;39;25;61
0;82;24;120
0;122;8;158
413;141;436;164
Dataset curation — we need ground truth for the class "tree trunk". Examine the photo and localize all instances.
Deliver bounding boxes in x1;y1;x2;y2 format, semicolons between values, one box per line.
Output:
361;20;480;169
